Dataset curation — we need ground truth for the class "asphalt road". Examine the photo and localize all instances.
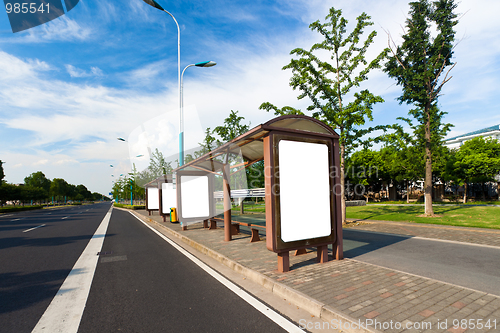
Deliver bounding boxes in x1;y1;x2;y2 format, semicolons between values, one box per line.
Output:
78;209;291;333
343;228;500;295
0;203;112;333
1;206;297;333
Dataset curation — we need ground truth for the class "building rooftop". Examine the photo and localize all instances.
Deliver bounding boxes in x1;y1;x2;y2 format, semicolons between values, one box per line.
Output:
445;124;500;141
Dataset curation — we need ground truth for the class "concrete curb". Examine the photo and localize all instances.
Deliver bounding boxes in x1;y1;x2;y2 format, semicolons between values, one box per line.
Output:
125;209;378;333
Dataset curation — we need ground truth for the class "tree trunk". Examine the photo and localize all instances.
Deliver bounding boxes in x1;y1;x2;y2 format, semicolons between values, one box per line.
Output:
463;182;467;204
340;143;346;225
424;103;434;216
407;179;410;204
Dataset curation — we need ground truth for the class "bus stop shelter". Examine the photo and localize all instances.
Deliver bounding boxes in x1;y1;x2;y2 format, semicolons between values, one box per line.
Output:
173;115;343;272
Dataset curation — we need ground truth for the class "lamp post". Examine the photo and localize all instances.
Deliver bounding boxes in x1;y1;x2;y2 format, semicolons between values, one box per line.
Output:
142;1;216;166
180;61;216;164
142;0;181;164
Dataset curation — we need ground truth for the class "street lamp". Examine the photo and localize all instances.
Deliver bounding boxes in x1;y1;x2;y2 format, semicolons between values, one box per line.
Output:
142;0;181;164
180;61;217;165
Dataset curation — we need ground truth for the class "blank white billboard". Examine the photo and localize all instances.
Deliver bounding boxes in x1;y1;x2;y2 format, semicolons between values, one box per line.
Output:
147;187;159;210
180;176;210;218
278;140;331;242
161;183;176;213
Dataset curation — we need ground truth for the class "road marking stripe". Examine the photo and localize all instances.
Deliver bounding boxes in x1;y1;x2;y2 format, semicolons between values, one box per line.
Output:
31;207;113;333
23;224;46;233
61;216;69;220
129;212;302;333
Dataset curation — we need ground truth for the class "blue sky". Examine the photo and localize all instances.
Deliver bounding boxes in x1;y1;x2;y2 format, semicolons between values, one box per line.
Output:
1;0;499;196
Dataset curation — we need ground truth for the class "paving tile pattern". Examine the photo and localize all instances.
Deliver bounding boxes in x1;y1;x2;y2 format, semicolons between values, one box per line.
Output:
136;211;500;333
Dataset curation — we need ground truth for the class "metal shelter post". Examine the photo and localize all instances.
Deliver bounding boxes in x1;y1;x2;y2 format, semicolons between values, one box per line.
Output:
223;163;231;241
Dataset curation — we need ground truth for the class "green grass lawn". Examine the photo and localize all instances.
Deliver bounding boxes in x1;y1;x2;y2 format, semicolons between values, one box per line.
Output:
347;205;500;229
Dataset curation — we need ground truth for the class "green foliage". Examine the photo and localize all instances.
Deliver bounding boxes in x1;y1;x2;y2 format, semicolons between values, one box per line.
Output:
384;0;458;108
383;0;458;214
148;148;172;178
447;137;500;184
346;149;384;186
347;205;500;229
247;160;265;189
258;103;303;116
0;160;4;183
24;171;51;193
0;205;43;213
133;149;173;188
213;110;250;144
194;127;217;158
281;7;387;152
50;178;69;199
113;203;145;210
0;183;21;203
260;7;388;222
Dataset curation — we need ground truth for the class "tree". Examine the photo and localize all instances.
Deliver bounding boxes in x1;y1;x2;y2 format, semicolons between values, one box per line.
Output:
136;149;173;186
213;110;250;144
0;183;21;205
384;0;458;216
24;171;51;194
74;184;92;201
50;178;69;202
447;137;500;203
195;127;217;158
20;186;47;204
260;7;387;223
0;160;4;183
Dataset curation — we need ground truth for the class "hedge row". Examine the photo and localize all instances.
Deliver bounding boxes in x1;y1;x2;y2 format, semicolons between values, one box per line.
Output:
113;203;146;210
0;205;43;213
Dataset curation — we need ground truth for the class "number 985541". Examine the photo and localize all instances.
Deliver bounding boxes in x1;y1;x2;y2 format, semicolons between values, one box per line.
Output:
5;2;50;14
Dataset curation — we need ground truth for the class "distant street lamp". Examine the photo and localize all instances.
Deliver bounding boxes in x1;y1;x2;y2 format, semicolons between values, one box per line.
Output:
180;61;217;165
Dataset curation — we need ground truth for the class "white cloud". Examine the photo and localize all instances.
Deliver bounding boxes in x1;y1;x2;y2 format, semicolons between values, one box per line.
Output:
34;159;49;166
65;64;104;78
8;17;93;43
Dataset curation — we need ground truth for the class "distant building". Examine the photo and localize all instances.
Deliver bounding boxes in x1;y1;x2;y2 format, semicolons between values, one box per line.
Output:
444;124;500;149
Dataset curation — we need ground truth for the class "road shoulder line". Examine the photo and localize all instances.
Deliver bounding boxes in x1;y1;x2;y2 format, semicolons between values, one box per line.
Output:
31;206;113;333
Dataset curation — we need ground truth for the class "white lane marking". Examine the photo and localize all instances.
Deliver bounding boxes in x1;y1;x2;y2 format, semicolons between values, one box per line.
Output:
12;218;26;221
23;224;46;233
61;216;69;220
129;212;303;333
31;207;113;333
1;214;13;217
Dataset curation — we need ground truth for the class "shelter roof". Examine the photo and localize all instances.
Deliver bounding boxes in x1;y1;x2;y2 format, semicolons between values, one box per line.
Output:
143;174;172;187
173;115;338;174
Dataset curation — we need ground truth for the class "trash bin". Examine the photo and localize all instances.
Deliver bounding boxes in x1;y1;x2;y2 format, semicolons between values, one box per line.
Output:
170;207;178;223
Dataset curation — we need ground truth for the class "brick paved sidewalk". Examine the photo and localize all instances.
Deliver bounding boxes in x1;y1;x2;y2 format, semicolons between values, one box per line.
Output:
346;220;500;248
131;209;500;333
